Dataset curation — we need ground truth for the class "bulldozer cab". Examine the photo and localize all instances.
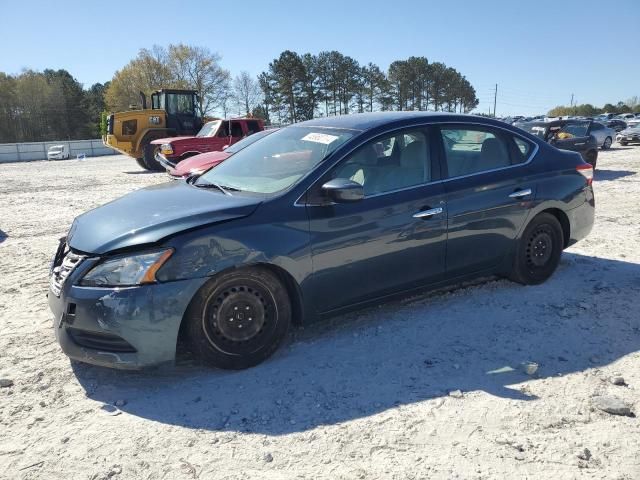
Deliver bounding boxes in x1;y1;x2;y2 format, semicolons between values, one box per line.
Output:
150;89;202;135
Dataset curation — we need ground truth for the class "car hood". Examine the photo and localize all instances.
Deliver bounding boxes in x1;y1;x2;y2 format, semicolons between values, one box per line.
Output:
150;136;194;145
67;181;261;254
619;128;640;135
174;151;231;176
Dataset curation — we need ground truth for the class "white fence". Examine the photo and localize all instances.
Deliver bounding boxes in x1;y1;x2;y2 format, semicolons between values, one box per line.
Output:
0;139;117;163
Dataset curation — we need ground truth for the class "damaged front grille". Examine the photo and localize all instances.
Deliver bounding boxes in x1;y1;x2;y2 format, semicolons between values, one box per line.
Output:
50;241;85;297
67;328;137;353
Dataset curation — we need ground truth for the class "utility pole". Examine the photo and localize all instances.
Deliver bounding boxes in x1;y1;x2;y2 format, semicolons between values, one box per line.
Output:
493;83;498;117
570;93;574;107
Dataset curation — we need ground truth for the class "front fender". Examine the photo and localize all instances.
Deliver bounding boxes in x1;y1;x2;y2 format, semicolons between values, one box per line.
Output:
156;203;313;295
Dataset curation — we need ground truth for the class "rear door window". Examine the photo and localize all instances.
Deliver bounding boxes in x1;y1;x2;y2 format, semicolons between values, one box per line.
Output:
439;127;511;178
246;120;261;135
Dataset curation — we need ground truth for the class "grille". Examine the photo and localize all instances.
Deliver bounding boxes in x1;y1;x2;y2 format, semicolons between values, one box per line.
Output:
67;328;137;353
50;249;85;297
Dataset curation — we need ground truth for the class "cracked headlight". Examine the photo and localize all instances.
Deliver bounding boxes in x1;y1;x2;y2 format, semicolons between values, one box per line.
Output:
80;249;173;287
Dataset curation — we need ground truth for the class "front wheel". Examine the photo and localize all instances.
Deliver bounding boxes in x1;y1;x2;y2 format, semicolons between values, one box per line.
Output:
143;143;164;171
602;137;612;150
183;267;291;369
509;213;564;285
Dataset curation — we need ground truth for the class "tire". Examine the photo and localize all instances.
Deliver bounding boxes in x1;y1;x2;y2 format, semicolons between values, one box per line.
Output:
183;267;291;370
602;137;612;150
585;150;598;169
509;213;564;285
135;158;150;170
143;143;164;171
620;141;628;146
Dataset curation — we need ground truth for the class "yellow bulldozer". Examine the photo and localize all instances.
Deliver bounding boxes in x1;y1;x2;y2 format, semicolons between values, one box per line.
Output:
103;89;203;170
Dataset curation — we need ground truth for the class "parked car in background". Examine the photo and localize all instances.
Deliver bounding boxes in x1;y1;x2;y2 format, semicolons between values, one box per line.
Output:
617;124;640;145
595;113;615;121
49;112;595;370
589;122;616;149
152;118;265;169
517;119;599;168
167;129;277;179
47;145;69;160
615;113;636;121
626;117;640;128
605;119;627;132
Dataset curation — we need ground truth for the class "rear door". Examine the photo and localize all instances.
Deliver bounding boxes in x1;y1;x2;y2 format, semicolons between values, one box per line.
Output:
437;124;537;277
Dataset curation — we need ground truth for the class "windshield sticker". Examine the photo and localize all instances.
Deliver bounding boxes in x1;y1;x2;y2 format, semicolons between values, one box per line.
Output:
301;132;339;145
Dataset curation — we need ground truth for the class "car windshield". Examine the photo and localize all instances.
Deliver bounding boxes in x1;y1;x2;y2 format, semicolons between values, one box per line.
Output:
195;126;355;194
49;146;63;152
225;129;275;154
196;121;220;137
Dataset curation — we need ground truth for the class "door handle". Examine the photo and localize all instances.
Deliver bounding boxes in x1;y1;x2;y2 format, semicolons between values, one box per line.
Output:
575;142;585;146
509;188;532;199
413;207;443;219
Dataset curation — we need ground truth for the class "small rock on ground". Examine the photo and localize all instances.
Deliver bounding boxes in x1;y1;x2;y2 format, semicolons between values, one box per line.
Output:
593;395;634;417
449;390;464;399
609;376;626;386
0;378;13;388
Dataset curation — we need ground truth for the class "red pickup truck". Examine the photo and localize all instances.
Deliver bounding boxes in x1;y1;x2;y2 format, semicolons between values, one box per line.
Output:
152;118;264;169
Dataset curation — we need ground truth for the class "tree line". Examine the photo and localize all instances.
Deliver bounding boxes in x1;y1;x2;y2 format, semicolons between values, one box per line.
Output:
548;98;640;117
0;70;106;143
0;44;479;143
257;50;478;125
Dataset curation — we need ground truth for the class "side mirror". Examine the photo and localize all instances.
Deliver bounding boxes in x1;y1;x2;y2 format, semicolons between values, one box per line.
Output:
321;178;364;203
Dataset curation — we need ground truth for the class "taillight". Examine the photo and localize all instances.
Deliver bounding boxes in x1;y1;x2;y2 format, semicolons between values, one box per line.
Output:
576;163;593;186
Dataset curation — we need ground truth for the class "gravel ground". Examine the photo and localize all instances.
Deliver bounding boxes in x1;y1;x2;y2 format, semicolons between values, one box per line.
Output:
0;148;639;480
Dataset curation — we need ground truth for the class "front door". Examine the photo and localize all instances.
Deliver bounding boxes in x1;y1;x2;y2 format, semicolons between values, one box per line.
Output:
437;125;537;276
305;128;447;313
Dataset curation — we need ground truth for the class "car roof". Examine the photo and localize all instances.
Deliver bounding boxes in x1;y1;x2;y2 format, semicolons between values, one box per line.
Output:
292;111;500;131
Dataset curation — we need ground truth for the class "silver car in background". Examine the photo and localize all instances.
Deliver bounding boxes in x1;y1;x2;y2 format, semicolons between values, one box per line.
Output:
616;124;640;146
589;122;616;149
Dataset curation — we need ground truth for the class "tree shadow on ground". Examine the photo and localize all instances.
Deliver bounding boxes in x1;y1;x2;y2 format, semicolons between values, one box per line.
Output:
595;169;636;182
73;253;640;435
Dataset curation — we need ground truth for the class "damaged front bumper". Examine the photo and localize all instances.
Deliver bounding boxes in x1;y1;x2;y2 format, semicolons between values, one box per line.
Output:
48;255;207;369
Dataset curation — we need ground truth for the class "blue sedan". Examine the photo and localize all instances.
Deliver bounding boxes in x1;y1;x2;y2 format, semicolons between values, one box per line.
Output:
49;112;595;370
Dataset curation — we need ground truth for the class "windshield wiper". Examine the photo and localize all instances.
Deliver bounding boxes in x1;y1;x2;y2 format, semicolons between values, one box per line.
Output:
194;181;241;195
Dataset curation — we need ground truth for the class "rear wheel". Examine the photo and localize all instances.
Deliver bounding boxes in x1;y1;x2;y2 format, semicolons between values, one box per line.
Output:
183;268;291;369
143;143;164;171
509;213;564;285
602;137;612;149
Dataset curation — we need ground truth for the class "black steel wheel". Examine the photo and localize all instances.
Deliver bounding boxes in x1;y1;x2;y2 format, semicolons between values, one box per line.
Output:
183;267;291;369
509;213;563;285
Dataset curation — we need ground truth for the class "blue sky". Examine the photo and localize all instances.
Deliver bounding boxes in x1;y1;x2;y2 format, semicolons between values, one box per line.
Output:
1;0;638;116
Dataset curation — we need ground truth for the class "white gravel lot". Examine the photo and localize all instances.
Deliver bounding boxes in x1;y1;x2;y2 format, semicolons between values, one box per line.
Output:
0;148;639;480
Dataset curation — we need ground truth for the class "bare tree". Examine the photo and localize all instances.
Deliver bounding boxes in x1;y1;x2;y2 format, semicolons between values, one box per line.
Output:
167;44;230;116
232;71;261;116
